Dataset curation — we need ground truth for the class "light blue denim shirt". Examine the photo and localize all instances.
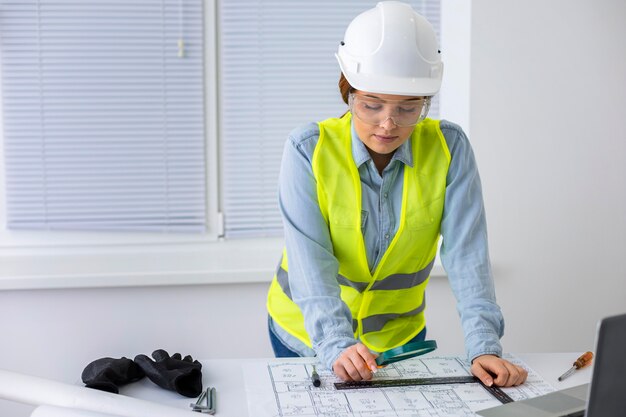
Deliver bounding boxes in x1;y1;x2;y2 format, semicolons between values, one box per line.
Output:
270;118;504;371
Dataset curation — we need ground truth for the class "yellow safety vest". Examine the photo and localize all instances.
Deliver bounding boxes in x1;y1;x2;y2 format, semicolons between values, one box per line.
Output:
267;113;450;353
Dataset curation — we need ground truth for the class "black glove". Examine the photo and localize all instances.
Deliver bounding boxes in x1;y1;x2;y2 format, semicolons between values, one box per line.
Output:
81;357;145;394
134;349;202;397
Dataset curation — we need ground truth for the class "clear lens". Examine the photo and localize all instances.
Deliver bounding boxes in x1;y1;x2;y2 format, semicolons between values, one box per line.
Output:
349;94;431;127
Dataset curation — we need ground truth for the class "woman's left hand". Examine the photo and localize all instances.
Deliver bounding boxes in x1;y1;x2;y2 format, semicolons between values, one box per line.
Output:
471;354;528;387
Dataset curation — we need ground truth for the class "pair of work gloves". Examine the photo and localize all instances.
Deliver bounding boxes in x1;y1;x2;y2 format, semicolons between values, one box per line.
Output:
81;349;202;398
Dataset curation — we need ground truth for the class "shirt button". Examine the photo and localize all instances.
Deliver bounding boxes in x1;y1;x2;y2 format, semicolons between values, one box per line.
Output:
384;233;390;240
383;192;388;199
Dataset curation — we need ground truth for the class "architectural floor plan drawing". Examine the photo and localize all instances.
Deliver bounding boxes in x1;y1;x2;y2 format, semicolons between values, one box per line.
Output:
242;355;555;417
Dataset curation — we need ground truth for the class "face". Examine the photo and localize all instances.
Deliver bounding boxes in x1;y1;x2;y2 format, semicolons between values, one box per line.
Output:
350;90;425;158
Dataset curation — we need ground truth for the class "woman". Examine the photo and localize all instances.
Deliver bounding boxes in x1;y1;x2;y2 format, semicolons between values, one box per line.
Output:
267;1;527;387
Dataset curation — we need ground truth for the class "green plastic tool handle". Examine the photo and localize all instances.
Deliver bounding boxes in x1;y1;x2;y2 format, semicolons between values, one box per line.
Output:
375;340;438;366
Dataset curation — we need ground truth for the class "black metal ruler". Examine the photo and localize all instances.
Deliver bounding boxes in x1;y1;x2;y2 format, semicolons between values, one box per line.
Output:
334;376;514;404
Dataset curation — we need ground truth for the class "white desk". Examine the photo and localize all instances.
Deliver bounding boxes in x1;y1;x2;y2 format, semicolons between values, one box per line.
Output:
37;353;595;417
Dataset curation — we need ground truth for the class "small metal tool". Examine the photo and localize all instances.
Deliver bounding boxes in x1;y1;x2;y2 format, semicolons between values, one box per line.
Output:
209;387;216;414
190;387;216;414
558;351;594;381
190;389;207;411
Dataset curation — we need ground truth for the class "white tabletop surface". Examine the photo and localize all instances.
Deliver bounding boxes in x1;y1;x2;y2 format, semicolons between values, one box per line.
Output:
49;353;597;417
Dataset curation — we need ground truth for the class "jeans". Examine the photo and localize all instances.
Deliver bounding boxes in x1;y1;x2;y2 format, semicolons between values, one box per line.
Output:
268;315;427;358
268;316;301;357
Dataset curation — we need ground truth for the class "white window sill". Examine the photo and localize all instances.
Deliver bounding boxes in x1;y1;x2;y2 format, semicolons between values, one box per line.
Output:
0;238;446;291
0;238;284;290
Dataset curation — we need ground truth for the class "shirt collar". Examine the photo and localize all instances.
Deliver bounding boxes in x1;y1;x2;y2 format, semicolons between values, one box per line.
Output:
350;122;414;168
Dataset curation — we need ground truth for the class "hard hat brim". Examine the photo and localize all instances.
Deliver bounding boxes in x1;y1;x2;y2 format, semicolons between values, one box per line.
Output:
336;53;443;97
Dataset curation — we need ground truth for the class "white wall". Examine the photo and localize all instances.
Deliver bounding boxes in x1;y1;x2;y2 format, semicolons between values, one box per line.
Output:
1;1;626;415
469;0;626;352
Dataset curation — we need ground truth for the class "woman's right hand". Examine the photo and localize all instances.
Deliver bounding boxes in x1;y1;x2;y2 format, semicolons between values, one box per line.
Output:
332;343;379;381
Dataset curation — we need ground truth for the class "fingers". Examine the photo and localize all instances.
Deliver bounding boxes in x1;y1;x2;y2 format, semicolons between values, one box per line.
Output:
332;343;379;382
355;343;380;373
471;355;528;387
471;362;495;387
152;349;170;361
498;362;527;387
149;350;200;366
133;354;151;365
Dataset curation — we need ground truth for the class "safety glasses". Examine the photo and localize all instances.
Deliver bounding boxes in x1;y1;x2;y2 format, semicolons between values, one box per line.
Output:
349;93;431;128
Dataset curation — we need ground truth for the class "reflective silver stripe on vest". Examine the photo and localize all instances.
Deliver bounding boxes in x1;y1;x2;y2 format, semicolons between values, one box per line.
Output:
276;258;429;335
275;264;292;299
276;265;366;297
360;299;427;334
336;274;369;293
370;259;435;291
276;257;434;299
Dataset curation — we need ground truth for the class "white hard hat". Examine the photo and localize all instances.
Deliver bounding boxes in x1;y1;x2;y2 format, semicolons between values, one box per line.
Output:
335;1;443;96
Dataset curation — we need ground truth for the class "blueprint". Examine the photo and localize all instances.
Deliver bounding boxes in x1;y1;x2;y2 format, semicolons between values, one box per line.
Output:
242;355;555;417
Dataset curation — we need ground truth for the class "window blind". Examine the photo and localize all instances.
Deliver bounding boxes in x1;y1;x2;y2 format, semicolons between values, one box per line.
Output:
0;0;207;233
219;0;440;238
